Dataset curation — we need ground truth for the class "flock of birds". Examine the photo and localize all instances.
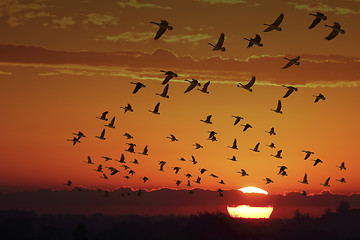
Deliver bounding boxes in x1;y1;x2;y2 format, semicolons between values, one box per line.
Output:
65;11;347;198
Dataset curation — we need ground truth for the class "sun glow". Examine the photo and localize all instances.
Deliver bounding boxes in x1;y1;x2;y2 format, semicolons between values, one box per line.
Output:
227;205;273;219
239;186;268;195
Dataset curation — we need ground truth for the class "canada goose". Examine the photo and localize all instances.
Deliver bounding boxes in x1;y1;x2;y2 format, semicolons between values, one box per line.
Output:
100;156;112;161
300;190;307;196
185;173;192;178
279;171;288;176
237;169;249;176
130;81;146;94
184;79;201;93
271;150;283;159
73;131;86;139
270;100;283;114
141;176;149;183
298;173;309;184
267;143;276;148
336;162;346;170
320;177;330;187
264;13;284;32
324;22;345;40
190;155;198;165
96;111;108;121
250;142;260;152
312;158;323;166
96;129;106;140
200;168;207;174
282;56;300;69
128;169;135;175
266;127;276;136
109;168;119;175
193;143;203;149
94;164;103;172
228;139;238;150
84;156;94;164
167;134;178;142
309;12;327;29
131;159;139;164
124;133;134;139
194;177;201;184
208;131;217;139
105;117;115;128
210;173;219;178
175;180;182;186
302;150;314;160
67;137;80;146
232;116;244;125
120;104;134;113
124;175;130;180
277;165;288;174
150;20;173;40
156;84;170;98
313;93;326;103
187;180;191;187
241;123;253;131
219;180;225;184
263;178;274;184
158;161;166;171
198;81;210;94
149;102;160;114
116;154;125;163
336;178;346;183
200;115;212;124
227;156;237;161
237;76;255;92
160;70;177;85
282;85;298;98
208;33;225;51
243;34;263;47
179;157;186;161
173;167;181;174
209;136;217;142
122;165;130;170
125;144;135;153
138;145;148;155
64;180;72;186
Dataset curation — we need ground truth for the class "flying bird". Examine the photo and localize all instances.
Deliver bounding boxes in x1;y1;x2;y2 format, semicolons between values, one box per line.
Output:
96;111;108;121
100;156;112;161
141;177;149;183
243;34;263;48
125;144;135;153
277;165;288;174
208;131;217;139
263;178;274;184
184;79;201;93
173;167;181;174
94;164;103;172
120;104;134;113
105;117;115;128
320;177;331;187
194;177;201;184
232;116;244;125
156;84;170;98
175;180;182;186
282;85;298;98
263;13;284;32
299;191;307;196
64;180;72;186
149;102;160;114
123;133;134;139
208;33;225;51
117;154;126;163
193;143;203;149
250;142;260;152
185;173;192;178
336;162;346;170
128;170;136;175
336;178;346;184
227;156;237;161
199;168;207;174
279;171;288;176
158;161;166;171
267;143;276;148
210;174;218;178
237;169;249;176
179;157;186;161
190;155;198;165
150;20;173;40
73;131;86;139
219;180;225;184
324;22;345;40
160;70;177;85
241;123;253;131
228;139;238;150
282;56;300;69
237;76;255;92
308;12;327;29
138;145;148;155
265;127;276;136
67;137;80;146
167;134;179;142
198;81;210;94
313;93;326;103
271;150;283;159
302;150;314;160
209;136;217;142
200;115;212;124
84;156;94;164
130;82;146;94
270;100;283;114
312;158;323;166
131;159;139;164
96;129;106;140
298;173;309;184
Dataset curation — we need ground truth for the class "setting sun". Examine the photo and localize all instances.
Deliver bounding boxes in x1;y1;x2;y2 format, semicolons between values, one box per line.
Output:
227;205;273;219
239;186;269;195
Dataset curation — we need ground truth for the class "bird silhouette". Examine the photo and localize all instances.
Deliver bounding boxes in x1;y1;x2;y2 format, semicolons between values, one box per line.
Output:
184;79;201;93
149;102;160;114
324;22;345;40
320;177;331;187
125;144;135;153
308;12;327;29
232;116;244;125
263;178;274;184
336;178;346;183
282;56;300;69
219;180;225;184
336;162;346;170
243;34;263;47
94;164;103;172
116;154;126;163
199;168;207;174
279;171;288;176
271;150;283;159
105;117;115;128
302;150;314;160
208;33;226;51
299;190;307;196
138;145;148;155
128;169;136;175
131;159;139;164
270;100;283;114
267;143;276;148
190;155;198;165
194;177;201;184
150;20;173;40
123;133;133;140
173;167;181;174
96;129;106;140
67;136;80;146
210;173;219;178
167;134;178;142
73;131;86;139
141;176;149;183
313;93;326;103
209;136;217;142
160;70;177;85
185;173;192;178
179;157;186;162
266;127;276;136
187;180;191;187
298;173;309;184
156;84;170;98
263;13;284;32
312;158;323;166
175;180;182;186
109;168;119;175
96;111;108;121
120;104;134;113
158;161;166;171
218;189;224;197
237;169;249;176
100;156;112;161
228;139;238;150
198;81;210;94
250;142;260;152
282;85;298;98
84;156;94;164
200;115;212;124
237;76;255;92
277;165;288;174
208;131;217;139
122;165;130;170
64;180;72;186
227;156;237;161
130;81;146;94
241;123;253;131
193;143;203;149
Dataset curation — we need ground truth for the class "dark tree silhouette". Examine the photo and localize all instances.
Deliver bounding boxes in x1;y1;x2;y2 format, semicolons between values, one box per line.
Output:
336;200;350;213
73;223;88;240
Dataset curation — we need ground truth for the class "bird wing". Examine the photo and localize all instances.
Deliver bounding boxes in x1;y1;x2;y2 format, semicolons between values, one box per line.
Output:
273;13;284;27
154;27;166;40
133;84;141;94
293;56;300;62
282;61;293;69
101;111;108;118
247;41;254;47
254;34;261;42
100;129;105;138
161;84;169;95
234;118;240;125
184;83;197;93
325;29;339;40
216;33;225;47
263;26;273;32
324;177;330;185
154;102;160;112
206;115;212;122
233;139;237;146
276;100;282;111
309;17;321;29
202;81;210;91
283;89;294;98
304;173;308;181
109;117;115;125
245;76;256;88
162;75;172;85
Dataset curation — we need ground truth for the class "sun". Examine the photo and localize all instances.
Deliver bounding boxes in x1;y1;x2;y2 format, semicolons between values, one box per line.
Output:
239;186;268;195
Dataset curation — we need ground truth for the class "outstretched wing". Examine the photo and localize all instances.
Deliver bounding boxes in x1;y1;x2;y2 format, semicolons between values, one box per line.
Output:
216;33;225;47
273;13;284;27
309;17;321;29
154;27;166;40
154;102;160;112
282;61;293;69
325;29;339;40
245;76;256;88
202;81;210;91
247;41;254;47
263;26;273;32
184;83;196;93
234;118;240;125
133;84;141;94
254;34;261;42
283;89;294;98
276;100;282;111
162;84;169;95
162;75;172;85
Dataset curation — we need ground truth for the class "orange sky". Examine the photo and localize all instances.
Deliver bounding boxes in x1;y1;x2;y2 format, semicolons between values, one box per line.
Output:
0;0;359;195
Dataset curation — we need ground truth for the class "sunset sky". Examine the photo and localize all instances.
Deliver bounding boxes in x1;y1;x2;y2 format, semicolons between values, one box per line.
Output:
1;0;359;197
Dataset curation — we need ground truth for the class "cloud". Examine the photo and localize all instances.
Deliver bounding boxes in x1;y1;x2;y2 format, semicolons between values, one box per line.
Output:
102;32;154;42
0;70;12;75
52;16;75;29
162;33;212;43
288;2;358;15
196;0;247;5
83;13;118;25
117;0;171;9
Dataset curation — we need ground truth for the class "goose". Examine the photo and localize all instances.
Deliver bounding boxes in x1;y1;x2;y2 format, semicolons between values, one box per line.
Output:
263;178;274;184
193;143;203;149
241;123;253;131
282;85;298;98
277;165;288;174
96;129;106;140
190;155;198;165
302;150;314;160
123;133;134;139
116;154;126;163
131;159;139;164
185;173;192;178
218;189;224;197
109;168;119;175
219;180;225;184
324;22;345;40
320;177;330;187
141;177;149;183
94;164;103;172
67;137;80;146
167;134;178;142
282;56;300;69
187;180;191;187
160;70;177;85
64;180;72;186
125;144;135;153
312;158;323;166
124;175;130;180
156;84;170;98
267;143;276;148
184;79;201;93
308;12;327;29
100;156;112;161
105;117;115;128
250;142;260;152
266;127;276;136
232;116;244;125
194;177;201;184
84;156;94;164
298;173;308;184
300;190;307;196
336;178;346;184
150;20;173;40
208;33;225;51
237;169;249;176
271;150;283;159
73;131;86;139
208;131;217;139
96;111;108;121
149;102;160;114
173;167;181;174
128;169;135;175
228;139;238;150
158;161;166;171
130;81;146;94
200;168;207;174
175;180;182;186
122;165;130;170
179;157;186;161
279;171;288;176
227;156;237;161
198;81;210;94
200;115;212;124
243;34;263;48
210;173;219;178
313;93;325;103
209;136;218;142
120;104;134;113
336;162;346;170
138;145;148;155
264;13;284;32
270;100;283;114
237;76;255;92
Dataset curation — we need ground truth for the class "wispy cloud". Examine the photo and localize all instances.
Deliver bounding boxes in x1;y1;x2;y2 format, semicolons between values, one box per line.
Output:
102;32;154;42
196;0;247;5
162;33;212;43
288;2;358;15
52;16;75;29
117;0;171;9
0;70;12;75
83;13;118;25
